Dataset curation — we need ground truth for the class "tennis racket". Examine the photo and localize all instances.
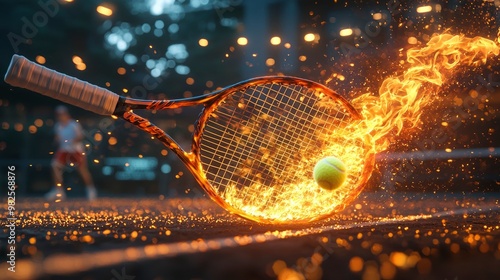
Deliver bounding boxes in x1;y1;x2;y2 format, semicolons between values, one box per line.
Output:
4;54;374;223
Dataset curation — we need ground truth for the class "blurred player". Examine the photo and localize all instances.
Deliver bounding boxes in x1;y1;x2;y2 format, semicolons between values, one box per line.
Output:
45;105;97;201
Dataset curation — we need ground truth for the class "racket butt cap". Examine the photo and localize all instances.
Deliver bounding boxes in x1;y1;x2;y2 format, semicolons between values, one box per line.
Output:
4;54;25;87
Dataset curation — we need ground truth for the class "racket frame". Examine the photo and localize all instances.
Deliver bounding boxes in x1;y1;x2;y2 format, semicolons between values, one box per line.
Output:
115;76;374;223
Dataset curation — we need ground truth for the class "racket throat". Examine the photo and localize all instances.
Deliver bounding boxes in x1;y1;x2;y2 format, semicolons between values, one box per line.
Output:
121;110;197;163
114;94;221;114
113;97;130;114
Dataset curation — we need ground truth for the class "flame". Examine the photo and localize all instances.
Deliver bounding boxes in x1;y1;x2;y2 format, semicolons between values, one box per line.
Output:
222;34;499;223
352;34;499;154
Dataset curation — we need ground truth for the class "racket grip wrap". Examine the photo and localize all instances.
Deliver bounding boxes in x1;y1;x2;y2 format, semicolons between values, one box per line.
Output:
4;55;119;115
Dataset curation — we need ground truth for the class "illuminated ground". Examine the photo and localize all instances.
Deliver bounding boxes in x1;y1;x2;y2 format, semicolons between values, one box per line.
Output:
1;192;499;280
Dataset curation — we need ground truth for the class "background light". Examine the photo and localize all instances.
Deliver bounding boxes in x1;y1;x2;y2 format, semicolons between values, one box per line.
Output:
265;58;275;66
96;5;113;16
407;37;418;44
339;28;353;37
72;55;82;64
270;36;281;45
372;13;382;20
416;5;432;13
75;63;86;71
304;33;315;42
237;37;248;46
117;67;126;75
198;38;209;47
161;164;171;174
35;56;46;64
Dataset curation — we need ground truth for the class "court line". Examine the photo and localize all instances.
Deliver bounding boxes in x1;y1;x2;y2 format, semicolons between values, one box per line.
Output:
1;206;498;279
377;147;500;161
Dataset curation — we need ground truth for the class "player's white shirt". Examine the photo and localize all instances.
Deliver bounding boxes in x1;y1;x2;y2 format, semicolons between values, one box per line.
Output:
55;120;84;153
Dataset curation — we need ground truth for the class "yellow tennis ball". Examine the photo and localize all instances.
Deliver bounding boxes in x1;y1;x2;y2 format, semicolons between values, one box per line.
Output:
313;156;347;190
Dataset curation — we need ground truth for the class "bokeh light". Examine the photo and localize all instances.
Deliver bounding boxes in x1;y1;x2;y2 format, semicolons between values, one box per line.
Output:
237;37;248;46
75;63;87;71
72;55;82;64
96;5;113;16
117;67;126;75
416;5;433;13
372;13;383;20
34;119;43;127
304;33;315;42
407;37;418;44
265;58;275;66
339;28;353;37
185;77;194;85
35;55;46;64
198;38;209;47
270;36;281;45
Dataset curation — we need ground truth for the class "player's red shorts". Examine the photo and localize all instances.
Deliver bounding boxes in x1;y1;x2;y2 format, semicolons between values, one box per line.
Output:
53;151;86;166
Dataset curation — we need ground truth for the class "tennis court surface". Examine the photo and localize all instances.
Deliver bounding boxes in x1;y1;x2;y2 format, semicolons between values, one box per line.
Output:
1;193;499;280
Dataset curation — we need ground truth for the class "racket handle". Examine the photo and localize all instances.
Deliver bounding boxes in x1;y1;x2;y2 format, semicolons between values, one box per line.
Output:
4;55;119;115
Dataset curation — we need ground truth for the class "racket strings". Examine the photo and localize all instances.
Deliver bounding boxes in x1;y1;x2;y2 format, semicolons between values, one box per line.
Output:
232;85;313;203
257;85;348;205
199;82;361;219
204;84;340;190
202;86;335;165
204;85;319;186
204;88;282;193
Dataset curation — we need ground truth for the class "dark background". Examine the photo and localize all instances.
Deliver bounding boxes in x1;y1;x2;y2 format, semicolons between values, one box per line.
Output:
0;0;499;197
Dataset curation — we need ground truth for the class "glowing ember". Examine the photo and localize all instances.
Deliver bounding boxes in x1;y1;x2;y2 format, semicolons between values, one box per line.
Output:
339;28;354;37
35;55;46;64
304;33;316;42
220;34;499;223
237;37;248;46
416;5;433;13
96;5;113;17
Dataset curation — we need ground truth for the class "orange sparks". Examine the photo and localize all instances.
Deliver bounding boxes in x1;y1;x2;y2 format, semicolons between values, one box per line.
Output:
351;34;499;154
